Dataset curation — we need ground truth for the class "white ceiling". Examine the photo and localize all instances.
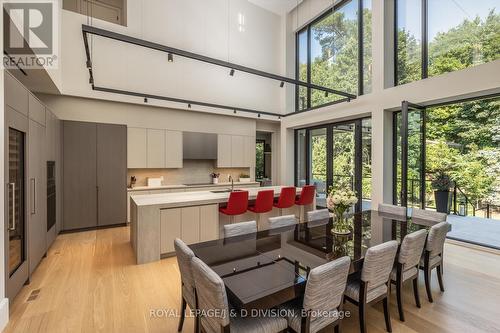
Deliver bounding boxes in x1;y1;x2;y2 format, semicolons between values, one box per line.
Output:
248;0;303;16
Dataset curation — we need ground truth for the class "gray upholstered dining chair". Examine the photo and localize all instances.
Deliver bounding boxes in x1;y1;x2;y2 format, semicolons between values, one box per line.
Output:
268;215;297;230
306;209;330;227
411;208;447;223
420;221;451;303
281;256;351;333
223;220;257;238
174;238;198;333
390;229;428;321
191;256;288;333
378;203;407;217
344;240;399;333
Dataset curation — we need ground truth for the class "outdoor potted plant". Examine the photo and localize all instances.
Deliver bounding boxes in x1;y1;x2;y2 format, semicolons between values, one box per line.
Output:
239;173;251;183
210;173;220;184
432;171;453;213
327;188;358;237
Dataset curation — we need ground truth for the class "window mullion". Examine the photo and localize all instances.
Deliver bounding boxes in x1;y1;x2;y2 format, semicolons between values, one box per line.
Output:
422;0;428;79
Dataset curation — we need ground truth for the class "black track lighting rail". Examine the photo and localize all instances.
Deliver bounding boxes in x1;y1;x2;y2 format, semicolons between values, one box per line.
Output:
82;24;356;118
93;86;283;117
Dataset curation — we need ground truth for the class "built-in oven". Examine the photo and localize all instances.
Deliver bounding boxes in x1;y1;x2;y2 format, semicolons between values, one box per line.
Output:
47;161;56;231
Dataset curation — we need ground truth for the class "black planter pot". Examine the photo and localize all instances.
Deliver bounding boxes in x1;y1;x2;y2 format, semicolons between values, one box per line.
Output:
434;190;450;214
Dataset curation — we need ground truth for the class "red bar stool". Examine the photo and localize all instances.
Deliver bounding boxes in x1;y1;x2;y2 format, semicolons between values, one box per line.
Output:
219;191;249;224
248;190;274;229
296;185;316;222
273;187;297;215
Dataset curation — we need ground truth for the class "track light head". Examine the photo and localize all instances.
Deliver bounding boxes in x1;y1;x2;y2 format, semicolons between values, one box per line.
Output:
188;103;191;108
325;91;329;97
258;114;261;118
230;69;235;76
278;116;281;119
168;53;174;62
233;109;237;114
144;97;148;103
280;81;284;88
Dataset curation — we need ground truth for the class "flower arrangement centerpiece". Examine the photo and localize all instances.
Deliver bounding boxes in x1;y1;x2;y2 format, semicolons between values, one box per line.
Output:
327;188;358;236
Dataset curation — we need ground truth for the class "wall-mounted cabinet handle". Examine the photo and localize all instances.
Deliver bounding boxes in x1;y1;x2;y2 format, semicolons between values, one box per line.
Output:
30;178;36;215
9;182;16;231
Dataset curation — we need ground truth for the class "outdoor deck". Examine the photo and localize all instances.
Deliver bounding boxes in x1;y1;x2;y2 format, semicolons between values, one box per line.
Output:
447;215;500;249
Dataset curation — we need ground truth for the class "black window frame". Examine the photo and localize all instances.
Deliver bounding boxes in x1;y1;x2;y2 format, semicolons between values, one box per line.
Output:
294;116;372;212
295;0;368;113
394;0;429;85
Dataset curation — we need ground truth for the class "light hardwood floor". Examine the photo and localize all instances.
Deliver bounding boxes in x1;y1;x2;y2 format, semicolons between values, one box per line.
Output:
4;226;500;333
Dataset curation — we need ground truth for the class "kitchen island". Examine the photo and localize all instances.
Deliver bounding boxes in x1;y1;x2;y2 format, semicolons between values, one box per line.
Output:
130;186;313;264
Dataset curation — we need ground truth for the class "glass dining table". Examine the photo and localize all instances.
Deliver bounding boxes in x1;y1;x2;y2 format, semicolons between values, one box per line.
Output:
188;210;440;311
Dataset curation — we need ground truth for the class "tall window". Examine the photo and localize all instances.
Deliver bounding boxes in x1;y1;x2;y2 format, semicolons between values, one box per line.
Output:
396;0;500;85
296;0;372;111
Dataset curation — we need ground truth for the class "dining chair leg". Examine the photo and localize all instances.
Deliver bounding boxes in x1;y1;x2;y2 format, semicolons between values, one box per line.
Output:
178;297;186;332
437;264;445;292
413;277;421;308
383;297;392;332
396;278;405;322
424;266;433;303
359;301;367;333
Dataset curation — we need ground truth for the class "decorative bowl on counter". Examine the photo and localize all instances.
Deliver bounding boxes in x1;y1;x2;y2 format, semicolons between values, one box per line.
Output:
239;174;251;183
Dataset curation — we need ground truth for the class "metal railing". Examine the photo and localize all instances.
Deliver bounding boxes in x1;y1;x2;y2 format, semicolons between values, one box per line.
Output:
401;177;499;219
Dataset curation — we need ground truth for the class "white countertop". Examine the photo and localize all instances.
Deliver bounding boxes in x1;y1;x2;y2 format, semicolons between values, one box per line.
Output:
127;181;259;192
131;186;301;209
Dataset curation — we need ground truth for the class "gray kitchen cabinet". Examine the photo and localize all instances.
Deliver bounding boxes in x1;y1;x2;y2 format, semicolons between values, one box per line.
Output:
28;94;46;126
231;135;245;167
147;129;165;168
217;134;232;167
160;208;181;253
63;121;127;231
165;130;183;168
63;121;97;230
181;207;200;245
28;119;47;274
244;136;256;168
127;127;147;168
97;124;127;226
5;72;28;116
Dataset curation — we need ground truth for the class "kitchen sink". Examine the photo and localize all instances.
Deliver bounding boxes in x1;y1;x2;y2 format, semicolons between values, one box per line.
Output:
210;189;243;193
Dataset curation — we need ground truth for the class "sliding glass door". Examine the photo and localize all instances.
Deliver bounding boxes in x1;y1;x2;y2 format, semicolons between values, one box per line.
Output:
295;118;371;211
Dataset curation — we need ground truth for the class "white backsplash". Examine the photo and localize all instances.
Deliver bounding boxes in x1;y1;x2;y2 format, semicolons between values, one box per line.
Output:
128;160;251;186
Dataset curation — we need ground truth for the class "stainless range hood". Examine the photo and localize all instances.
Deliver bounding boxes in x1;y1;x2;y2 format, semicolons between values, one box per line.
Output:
183;132;217;159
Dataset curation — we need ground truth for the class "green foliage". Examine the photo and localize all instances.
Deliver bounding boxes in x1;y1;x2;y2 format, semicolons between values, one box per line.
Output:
299;4;372;108
394;9;500;208
311;133;326;182
255;142;264;179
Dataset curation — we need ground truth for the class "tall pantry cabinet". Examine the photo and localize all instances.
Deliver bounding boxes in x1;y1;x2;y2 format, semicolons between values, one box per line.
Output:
63;121;127;230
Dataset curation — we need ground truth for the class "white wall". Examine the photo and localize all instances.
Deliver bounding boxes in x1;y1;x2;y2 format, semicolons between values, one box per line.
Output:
60;0;286;115
280;0;500;208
